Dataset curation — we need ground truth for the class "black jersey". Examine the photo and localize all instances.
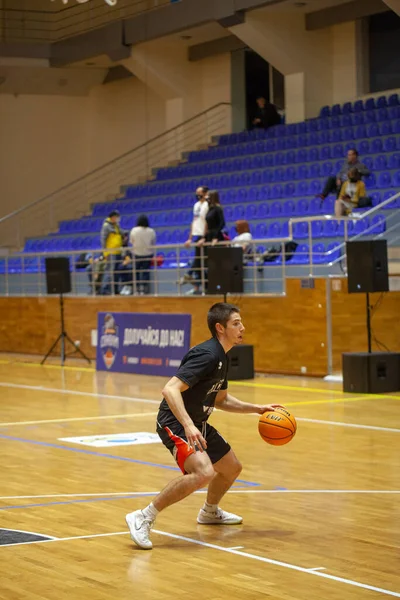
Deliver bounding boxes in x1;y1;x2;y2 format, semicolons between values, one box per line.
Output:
157;337;228;427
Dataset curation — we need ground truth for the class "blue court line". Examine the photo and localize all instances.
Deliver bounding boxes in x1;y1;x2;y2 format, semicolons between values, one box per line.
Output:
0;494;156;511
0;433;260;487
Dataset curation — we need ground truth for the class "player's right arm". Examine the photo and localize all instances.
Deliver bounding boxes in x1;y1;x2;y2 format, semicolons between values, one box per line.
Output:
162;377;207;451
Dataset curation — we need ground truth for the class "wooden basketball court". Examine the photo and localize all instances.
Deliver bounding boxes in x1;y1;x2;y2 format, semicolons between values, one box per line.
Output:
0;355;399;599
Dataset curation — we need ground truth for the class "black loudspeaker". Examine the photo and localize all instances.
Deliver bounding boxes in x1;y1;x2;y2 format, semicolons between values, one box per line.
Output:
346;240;389;294
207;247;243;294
342;352;400;393
45;257;71;294
227;345;254;380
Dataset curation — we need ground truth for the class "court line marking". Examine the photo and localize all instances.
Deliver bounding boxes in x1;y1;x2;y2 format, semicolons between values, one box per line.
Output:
297;417;400;433
1;490;399;510
0;433;259;487
228;546;244;550
152;530;400;598
0;382;160;406
231;380;400;401
0;382;390;411
1;528;399;598
307;567;326;572
0;412;159;427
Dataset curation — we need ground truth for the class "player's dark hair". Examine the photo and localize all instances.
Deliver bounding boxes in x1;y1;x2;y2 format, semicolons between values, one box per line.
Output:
207;303;240;338
348;148;359;156
137;214;149;227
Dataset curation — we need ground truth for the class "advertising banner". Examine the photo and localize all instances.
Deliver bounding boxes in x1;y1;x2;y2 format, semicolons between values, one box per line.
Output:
96;312;191;376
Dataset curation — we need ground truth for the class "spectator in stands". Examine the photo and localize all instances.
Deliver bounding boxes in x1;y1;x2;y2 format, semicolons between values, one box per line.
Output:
232;220;253;263
318;148;370;201
100;209;123;295
252;96;281;130
130;214;156;295
179;185;209;293
117;233;134;296
335;167;372;217
203;190;226;245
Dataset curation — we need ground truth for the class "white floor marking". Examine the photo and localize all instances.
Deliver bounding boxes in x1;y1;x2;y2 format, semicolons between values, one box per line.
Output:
229;546;244;550
307;567;326;572
2;528;399;597
297;417;400;433
0;382;159;405
0;489;399;501
0;412;158;427
152;530;400;598
2;382;399;434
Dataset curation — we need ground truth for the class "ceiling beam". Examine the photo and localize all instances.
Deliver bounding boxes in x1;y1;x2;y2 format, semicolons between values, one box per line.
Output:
306;0;388;31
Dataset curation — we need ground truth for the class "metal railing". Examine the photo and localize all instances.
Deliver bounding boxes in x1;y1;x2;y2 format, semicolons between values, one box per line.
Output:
0;102;231;252
0;0;176;43
0;239;290;298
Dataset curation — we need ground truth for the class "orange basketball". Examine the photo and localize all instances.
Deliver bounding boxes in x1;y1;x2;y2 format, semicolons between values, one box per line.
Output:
258;407;297;446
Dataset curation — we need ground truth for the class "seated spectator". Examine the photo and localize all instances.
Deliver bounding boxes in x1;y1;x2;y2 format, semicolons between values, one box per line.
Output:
318;149;370;201
76;252;105;295
130;215;156;295
232;220;253;261
252;96;281;130
335;167;372;217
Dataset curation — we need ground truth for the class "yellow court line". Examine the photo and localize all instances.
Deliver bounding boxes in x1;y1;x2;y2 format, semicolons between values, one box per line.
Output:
231;380;400;401
230;380;343;395
0;412;159;427
284;395;383;408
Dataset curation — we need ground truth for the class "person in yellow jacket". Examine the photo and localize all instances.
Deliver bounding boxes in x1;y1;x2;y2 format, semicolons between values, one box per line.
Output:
100;210;123;295
335;167;371;217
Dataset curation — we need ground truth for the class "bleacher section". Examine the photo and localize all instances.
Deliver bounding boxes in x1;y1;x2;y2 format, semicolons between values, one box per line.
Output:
9;94;400;274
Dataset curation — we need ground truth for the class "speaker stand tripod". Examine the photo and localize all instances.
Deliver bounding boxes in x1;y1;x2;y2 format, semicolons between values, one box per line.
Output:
366;292;372;354
41;293;91;366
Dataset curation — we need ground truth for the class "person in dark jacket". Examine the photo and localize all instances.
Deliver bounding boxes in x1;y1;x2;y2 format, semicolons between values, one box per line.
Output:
204;191;226;245
318;148;370;201
252;97;281;130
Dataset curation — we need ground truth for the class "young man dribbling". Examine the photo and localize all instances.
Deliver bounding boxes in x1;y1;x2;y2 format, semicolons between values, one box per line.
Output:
126;302;284;549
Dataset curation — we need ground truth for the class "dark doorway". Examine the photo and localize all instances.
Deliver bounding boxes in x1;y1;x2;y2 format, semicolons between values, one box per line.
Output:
245;49;270;130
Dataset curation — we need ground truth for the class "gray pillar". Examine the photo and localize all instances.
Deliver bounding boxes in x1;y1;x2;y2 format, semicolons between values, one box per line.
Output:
231;48;247;133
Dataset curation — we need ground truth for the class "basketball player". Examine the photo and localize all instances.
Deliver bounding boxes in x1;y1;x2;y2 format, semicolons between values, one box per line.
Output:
126;302;284;549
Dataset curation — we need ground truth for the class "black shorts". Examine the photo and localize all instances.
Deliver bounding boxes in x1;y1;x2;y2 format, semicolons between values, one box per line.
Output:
157;419;231;474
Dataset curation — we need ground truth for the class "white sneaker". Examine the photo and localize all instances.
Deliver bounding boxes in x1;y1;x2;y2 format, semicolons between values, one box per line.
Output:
197;507;243;525
126;510;154;549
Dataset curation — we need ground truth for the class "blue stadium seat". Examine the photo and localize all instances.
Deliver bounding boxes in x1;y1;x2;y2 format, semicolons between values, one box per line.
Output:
248;187;260;202
320;106;330;118
294;197;309;215
377;172;392;188
311;221;324;239
319;131;332;145
268;222;281;238
384;137;397;152
388;93;399;106
377;96;388;108
353;218;370;236
309;163;321;178
293;222;308;239
367;123;380;137
257;203;269;219
342;102;352;115
292;244;310;264
297;165;309;179
331;104;341;116
364;98;376;111
373;154;388;171
320;146;331;160
333;144;344;158
296;149;308;163
284;183;296;197
353;100;364;113
371;138;383;153
255;223;268;238
312;243;326;263
296;181;309;196
370;215;386;234
270;202;282;217
323;220;338;237
271;184;284;199
387;152;400;169
309;198;324;215
245;204;258;220
377;107;389;121
283;200;295;217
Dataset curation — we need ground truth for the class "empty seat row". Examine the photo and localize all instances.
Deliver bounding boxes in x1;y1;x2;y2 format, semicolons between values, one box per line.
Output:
320;94;400;118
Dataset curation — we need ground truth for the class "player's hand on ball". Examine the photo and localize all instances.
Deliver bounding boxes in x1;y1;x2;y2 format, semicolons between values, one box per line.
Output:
257;404;286;414
184;423;207;452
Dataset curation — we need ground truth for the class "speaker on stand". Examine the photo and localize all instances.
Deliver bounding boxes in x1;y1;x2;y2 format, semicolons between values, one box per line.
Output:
343;240;399;393
207;247;244;300
42;257;91;366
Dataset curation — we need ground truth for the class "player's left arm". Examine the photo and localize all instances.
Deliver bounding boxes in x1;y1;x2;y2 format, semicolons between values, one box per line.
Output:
215;390;284;414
